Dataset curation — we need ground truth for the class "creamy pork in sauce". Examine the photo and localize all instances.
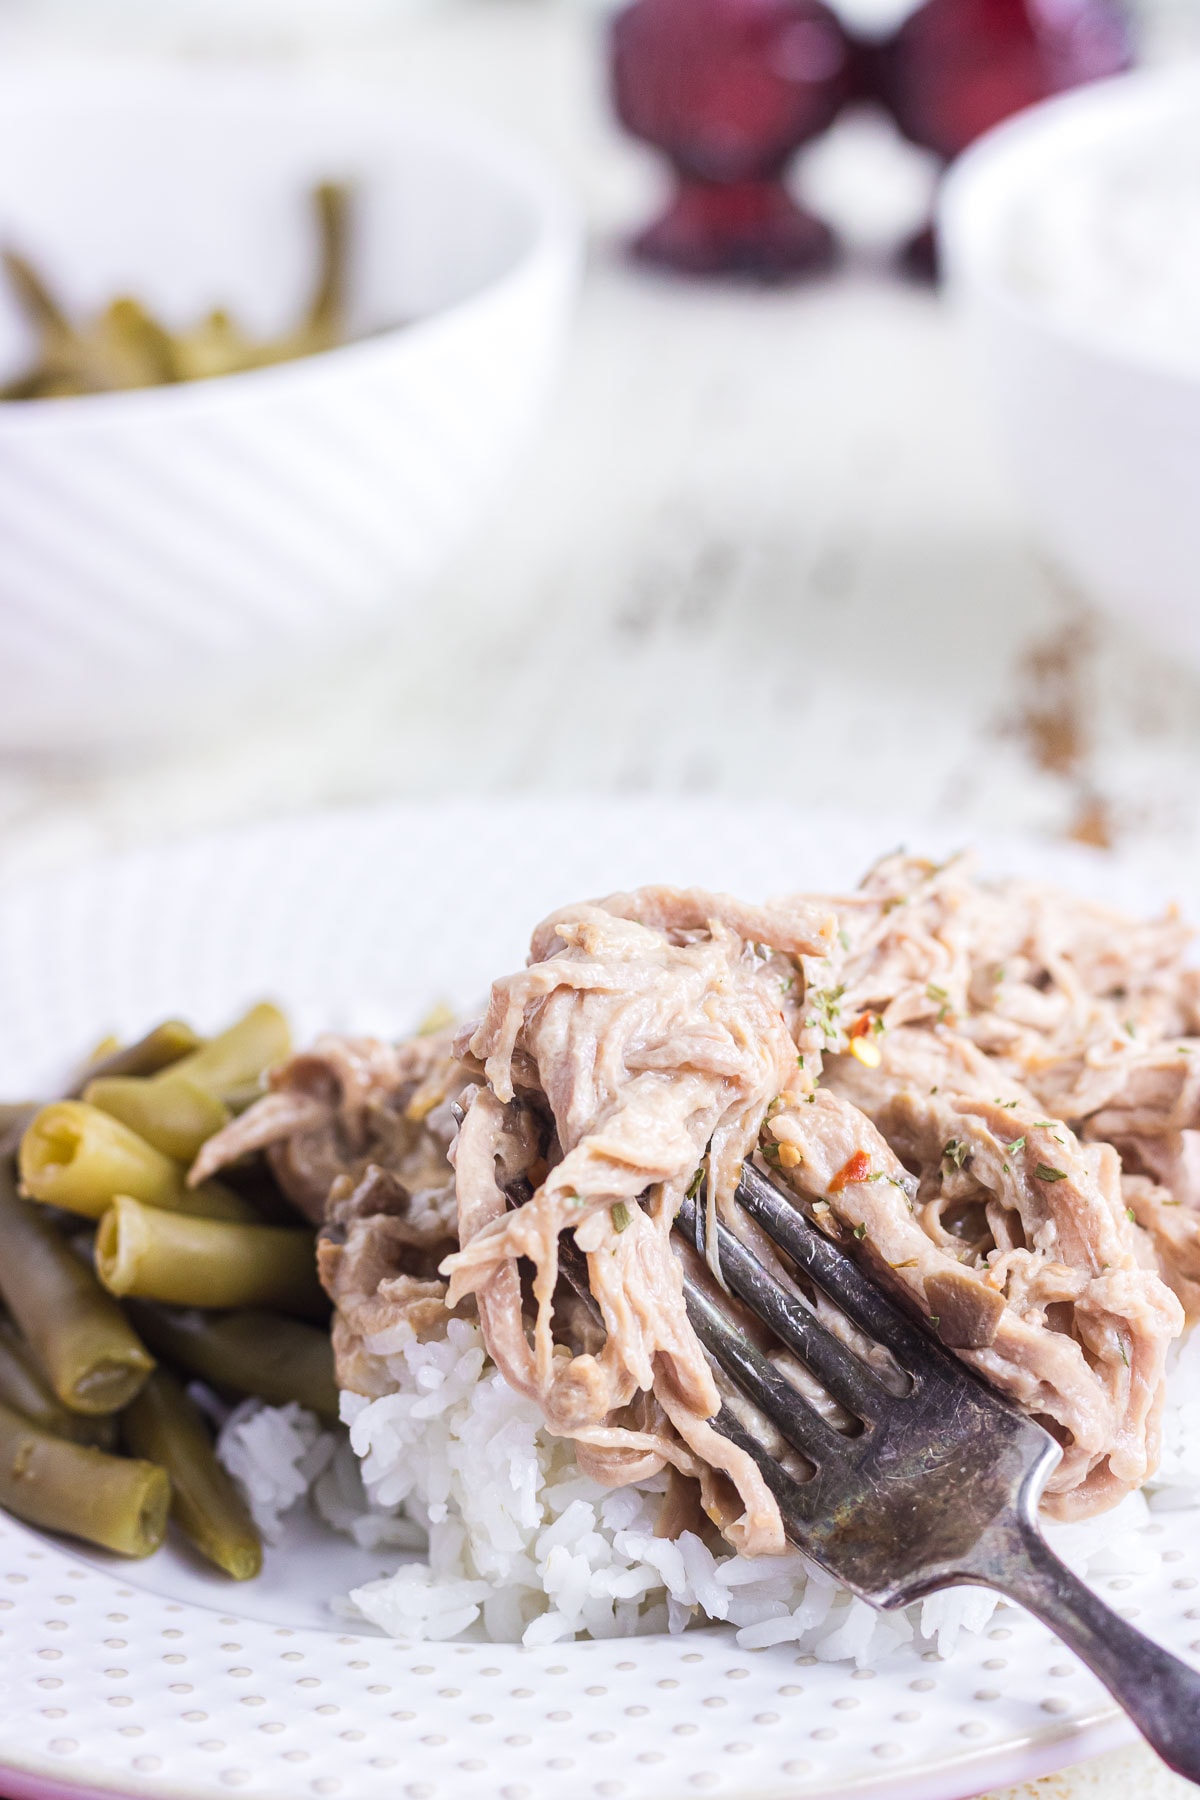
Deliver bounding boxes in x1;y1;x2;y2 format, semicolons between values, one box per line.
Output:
192;854;1200;1555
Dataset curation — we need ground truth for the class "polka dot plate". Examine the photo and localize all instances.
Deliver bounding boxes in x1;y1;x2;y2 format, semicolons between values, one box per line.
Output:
1;799;1197;1800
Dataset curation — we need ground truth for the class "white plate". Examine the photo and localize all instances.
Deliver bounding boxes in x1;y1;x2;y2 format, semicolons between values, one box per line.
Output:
1;799;1198;1800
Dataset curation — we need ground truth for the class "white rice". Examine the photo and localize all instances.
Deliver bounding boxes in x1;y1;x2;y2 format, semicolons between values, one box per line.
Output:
214;1319;1200;1662
216;1398;334;1545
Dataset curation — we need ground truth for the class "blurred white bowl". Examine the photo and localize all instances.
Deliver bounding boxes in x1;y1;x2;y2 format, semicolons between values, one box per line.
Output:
939;67;1200;665
0;64;579;752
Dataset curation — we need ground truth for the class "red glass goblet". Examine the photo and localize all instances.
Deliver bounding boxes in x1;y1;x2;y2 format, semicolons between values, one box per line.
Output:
874;0;1132;276
610;0;854;281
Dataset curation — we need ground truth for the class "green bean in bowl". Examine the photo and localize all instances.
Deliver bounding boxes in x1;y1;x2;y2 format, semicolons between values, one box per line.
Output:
0;1002;336;1579
1;185;351;402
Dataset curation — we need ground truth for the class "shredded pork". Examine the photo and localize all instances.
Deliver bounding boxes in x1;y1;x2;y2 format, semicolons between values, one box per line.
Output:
192;856;1193;1555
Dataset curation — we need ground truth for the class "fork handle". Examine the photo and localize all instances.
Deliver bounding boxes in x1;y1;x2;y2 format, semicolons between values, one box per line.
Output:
980;1516;1200;1785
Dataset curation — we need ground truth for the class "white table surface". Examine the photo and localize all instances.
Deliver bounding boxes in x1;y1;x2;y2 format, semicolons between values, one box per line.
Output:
1;0;1199;893
1;5;1199;1796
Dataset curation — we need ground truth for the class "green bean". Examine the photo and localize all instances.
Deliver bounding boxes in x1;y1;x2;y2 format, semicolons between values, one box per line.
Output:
69;1019;201;1094
0;1166;154;1414
222;1082;272;1118
0;1319;115;1447
96;1197;326;1319
165;1003;290;1105
122;1369;261;1579
1;249;73;344
0;1019;200;1159
170;307;258;383
127;1304;339;1422
97;297;179;390
19;1101;255;1222
2;186;352;404
84;1073;231;1165
73;1020;202;1091
304;182;350;350
0;1397;169;1556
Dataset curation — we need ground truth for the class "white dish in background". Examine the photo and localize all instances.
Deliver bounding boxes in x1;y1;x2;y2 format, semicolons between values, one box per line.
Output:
939;66;1200;668
2;798;1200;1800
0;65;579;753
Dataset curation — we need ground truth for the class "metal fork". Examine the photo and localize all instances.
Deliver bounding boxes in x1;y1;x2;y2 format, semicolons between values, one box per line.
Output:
672;1162;1200;1786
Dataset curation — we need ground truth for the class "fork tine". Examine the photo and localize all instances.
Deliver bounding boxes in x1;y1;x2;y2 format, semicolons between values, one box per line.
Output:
710;1402;818;1522
676;1193;893;1420
736;1162;946;1374
681;1272;847;1466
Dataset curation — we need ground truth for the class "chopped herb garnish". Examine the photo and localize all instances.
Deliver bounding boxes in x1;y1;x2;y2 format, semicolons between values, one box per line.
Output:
1002;1162;1011;1175
1126;1206;1137;1222
929;1316;940;1330
993;965;1006;983
866;1170;909;1193
930;1085;939;1096
796;1053;805;1069
686;1166;705;1200
838;927;850;952
997;1099;1018;1109
853;1224;866;1239
926;983;949;1003
1124;1020;1136;1039
611;1202;631;1233
1008;1136;1026;1153
1179;1045;1192;1056
1035;1164;1066;1183
943;1137;970;1170
1033;1120;1057;1129
1117;1337;1129;1368
808;983;846;1036
761;1140;782;1163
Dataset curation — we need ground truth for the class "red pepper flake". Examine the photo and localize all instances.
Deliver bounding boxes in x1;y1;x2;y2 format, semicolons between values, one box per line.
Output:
829;1150;871;1195
849;1013;875;1039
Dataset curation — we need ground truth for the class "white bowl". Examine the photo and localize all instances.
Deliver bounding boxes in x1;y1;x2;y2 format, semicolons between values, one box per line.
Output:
0;64;580;752
939;67;1200;665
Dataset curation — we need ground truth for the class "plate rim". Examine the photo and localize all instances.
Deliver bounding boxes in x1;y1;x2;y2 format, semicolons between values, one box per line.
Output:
0;1693;1137;1800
